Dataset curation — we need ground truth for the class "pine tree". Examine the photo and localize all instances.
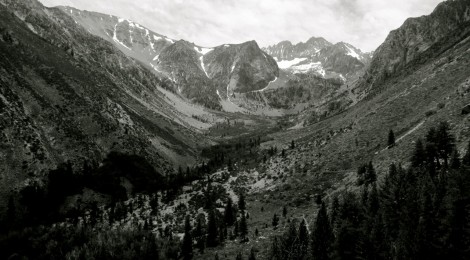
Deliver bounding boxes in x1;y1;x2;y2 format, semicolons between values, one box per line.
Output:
463;141;470;166
437;121;455;167
312;203;333;260
224;197;235;226
330;196;340;231
206;210;218;247
291;140;295;149
357;164;367;185
235;252;243;260
298;219;309;259
228;158;233;171
6;196;15;228
149;193;159;216
284;220;299;260
248;248;257;260
195;217;205;253
426;127;440;168
182;215;193;260
283;206;288;218
238;193;246;213
366;161;377;185
388;129;396;148
272;213;279;228
412;139;426;167
451;150;461;169
239;212;248;241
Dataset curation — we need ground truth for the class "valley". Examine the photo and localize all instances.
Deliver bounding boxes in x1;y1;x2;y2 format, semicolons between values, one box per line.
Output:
0;0;470;259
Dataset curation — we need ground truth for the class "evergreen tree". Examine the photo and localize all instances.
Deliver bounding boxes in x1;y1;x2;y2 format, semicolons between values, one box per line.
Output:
150;193;159;216
238;193;246;213
412;139;426;167
206;210;218;247
426;127;440;168
357;164;367;185
6;196;15;229
235;252;243;260
224;197;235;226
239;212;248;240
248;248;257;260
272;213;279;228
291;140;295;149
330;196;340;231
451;150;461;169
283;220;299;260
388;129;396;148
312;203;333;260
437;121;455;167
365;161;377;185
283;206;288;218
463;141;470;166
195;217;205;253
182;215;193;260
228;158;233;172
298;219;309;260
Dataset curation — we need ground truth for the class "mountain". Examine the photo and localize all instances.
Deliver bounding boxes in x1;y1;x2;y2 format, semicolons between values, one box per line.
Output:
263;36;332;60
61;7;279;111
0;0;214;202
356;0;470;98
264;37;371;81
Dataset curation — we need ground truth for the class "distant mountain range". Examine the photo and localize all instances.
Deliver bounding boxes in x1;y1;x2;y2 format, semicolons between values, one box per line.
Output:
264;37;372;81
61;7;278;110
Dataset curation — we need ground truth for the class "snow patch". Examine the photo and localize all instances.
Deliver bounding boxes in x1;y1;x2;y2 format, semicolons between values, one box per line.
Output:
276;57;307;69
152;55;159;61
194;46;213;55
250;77;277;93
346;45;360;59
26;23;37;34
113;23;131;50
153;35;162;41
200;56;209;78
291;62;324;76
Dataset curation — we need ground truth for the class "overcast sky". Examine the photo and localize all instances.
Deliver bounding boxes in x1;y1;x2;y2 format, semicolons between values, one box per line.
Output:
39;0;444;52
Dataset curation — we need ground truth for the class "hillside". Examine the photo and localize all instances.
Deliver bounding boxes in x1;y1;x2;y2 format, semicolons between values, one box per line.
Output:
1;0;470;259
0;0;217;210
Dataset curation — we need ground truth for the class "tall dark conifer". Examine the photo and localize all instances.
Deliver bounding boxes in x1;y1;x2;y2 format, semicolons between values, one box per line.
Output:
388;129;396;148
182;215;193;260
206;210;218;247
224;197;235;226
312;203;333;260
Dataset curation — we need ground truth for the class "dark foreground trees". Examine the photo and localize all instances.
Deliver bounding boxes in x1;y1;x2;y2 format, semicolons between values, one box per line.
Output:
270;123;470;260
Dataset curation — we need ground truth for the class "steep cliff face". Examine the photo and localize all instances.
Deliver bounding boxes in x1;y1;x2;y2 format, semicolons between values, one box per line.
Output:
0;0;212;201
358;0;470;95
204;41;278;95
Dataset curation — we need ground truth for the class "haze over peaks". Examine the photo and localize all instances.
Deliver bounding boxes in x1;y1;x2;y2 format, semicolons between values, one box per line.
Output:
38;0;444;52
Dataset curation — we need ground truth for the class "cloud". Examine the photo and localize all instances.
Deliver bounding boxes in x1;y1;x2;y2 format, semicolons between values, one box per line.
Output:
38;0;444;52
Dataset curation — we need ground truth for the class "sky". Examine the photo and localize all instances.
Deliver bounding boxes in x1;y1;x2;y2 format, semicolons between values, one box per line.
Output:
39;0;444;52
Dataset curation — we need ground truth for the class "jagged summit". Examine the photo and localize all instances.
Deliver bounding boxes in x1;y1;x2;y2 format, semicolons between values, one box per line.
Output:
264;37;370;81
